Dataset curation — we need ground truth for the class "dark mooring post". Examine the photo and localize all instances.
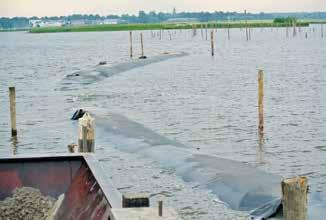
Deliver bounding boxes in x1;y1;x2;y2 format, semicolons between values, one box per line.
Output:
258;70;264;135
282;176;308;220
210;30;214;56
158;201;163;217
129;31;133;58
9;87;17;137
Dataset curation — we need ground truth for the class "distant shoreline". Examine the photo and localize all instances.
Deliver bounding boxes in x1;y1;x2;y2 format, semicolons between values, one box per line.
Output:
29;20;316;33
1;20;325;33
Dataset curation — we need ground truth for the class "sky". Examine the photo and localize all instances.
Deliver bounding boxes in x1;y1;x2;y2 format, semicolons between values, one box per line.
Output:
1;0;326;17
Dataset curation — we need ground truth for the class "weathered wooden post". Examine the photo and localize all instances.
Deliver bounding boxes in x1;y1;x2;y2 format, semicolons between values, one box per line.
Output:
322;24;324;38
140;33;144;58
129;31;133;58
282;176;308;220
245;10;249;41
78;112;95;153
258;70;264;135
286;26;289;38
158;201;163;217
293;21;297;37
227;24;230;40
205;24;208;40
9;87;17;137
210;30;214;56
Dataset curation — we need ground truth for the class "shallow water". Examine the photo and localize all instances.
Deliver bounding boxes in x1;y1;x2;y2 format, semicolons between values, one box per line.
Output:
0;26;325;219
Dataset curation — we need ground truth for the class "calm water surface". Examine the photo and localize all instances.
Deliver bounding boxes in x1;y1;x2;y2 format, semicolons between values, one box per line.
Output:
0;26;325;219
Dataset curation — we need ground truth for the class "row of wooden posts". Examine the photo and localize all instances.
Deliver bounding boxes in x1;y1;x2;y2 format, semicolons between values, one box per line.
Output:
7;69;308;219
129;23;324;59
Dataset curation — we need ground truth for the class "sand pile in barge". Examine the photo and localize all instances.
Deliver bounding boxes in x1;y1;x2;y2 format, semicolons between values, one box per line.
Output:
0;187;56;220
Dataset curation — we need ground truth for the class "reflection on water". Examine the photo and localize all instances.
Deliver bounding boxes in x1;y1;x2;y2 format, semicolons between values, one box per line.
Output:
257;133;265;165
11;136;18;155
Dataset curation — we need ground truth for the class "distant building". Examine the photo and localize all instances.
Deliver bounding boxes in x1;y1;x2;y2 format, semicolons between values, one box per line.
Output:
102;19;119;24
29;19;64;28
165;18;199;23
70;20;85;26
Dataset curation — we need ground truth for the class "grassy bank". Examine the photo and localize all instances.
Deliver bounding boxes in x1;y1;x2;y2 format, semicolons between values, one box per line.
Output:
0;28;29;32
29;21;311;33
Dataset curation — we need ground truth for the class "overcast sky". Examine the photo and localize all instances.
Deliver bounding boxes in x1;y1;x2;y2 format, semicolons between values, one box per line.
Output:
1;0;326;17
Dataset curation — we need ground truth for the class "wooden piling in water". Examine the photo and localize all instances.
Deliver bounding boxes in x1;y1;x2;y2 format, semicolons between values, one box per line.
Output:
322;24;324;38
293;21;297;37
158;201;163;217
282;176;308;220
129;31;133;58
286;26;289;38
78;112;95;153
210;30;214;56
9;87;17;137
258;70;264;135
227;24;230;40
140;33;144;57
205;24;208;40
245;10;249;41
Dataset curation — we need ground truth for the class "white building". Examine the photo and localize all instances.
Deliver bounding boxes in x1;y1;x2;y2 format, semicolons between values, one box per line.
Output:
29;20;64;28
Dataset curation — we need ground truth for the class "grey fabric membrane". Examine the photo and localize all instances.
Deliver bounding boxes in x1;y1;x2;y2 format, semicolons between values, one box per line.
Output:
76;109;325;219
61;52;187;88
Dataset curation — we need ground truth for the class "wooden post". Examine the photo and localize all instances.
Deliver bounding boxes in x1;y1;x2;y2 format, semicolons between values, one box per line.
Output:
158;201;163;217
9;87;17;137
227;24;230;40
322;24;324;38
205;24;208;40
129;31;133;58
140;33;144;57
78;112;95;153
210;30;214;56
282;177;308;220
201;24;204;39
245;10;249;41
293;21;296;37
258;70;264;134
286;26;289;38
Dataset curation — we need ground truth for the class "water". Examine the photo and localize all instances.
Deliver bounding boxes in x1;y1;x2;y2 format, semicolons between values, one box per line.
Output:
0;26;325;219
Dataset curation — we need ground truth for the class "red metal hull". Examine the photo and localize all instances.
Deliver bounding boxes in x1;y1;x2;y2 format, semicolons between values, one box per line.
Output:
0;154;122;220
